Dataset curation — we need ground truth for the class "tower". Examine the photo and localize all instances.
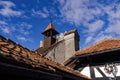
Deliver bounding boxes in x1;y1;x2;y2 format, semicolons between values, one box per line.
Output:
41;21;59;48
64;30;80;60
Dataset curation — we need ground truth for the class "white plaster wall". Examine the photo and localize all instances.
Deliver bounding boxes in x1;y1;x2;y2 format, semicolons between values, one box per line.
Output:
81;65;91;78
98;65;120;77
80;64;120;78
40;41;43;47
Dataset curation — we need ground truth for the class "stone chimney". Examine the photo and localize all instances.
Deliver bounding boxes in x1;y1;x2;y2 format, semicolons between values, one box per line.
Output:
64;29;80;61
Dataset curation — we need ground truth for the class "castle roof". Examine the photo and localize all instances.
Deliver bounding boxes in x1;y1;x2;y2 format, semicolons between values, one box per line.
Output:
38;29;79;56
42;23;59;35
45;23;55;31
76;38;120;56
64;38;120;65
0;35;90;80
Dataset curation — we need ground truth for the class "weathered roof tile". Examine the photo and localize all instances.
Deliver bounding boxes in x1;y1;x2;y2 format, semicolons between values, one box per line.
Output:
76;38;120;56
0;35;90;80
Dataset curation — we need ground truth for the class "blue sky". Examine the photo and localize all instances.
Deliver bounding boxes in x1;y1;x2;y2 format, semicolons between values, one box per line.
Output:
0;0;120;50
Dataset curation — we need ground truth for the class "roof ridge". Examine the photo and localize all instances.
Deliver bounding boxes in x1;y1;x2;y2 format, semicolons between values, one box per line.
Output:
45;23;55;31
80;38;120;51
93;38;120;46
76;38;120;56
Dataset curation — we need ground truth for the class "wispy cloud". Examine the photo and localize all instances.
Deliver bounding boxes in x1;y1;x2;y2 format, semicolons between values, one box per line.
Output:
0;1;22;17
32;7;49;18
0;20;7;25
58;0;98;25
17;36;27;42
57;0;120;47
18;22;33;35
85;36;92;44
20;22;32;29
106;19;120;35
0;21;33;43
93;31;113;43
16;35;33;43
0;21;32;34
85;20;104;33
1;27;10;34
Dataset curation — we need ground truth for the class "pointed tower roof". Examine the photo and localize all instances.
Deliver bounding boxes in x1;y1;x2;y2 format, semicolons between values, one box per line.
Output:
42;23;59;36
44;23;55;32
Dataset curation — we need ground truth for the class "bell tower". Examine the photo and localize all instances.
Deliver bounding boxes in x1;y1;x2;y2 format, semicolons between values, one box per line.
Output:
41;20;59;48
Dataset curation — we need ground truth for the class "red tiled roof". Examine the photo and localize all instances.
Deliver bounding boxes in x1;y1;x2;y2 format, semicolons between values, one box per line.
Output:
42;23;59;35
0;35;90;80
45;23;55;31
76;38;120;56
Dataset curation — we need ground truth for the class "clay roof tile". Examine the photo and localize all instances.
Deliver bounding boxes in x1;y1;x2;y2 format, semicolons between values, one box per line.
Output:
45;23;55;31
0;35;90;80
42;23;59;35
76;38;120;56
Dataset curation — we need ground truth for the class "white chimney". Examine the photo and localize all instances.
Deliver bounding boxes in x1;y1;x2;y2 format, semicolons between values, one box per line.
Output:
40;41;43;47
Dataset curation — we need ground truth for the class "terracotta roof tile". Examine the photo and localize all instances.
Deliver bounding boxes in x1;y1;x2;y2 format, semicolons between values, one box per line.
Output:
42;23;59;35
63;57;75;65
45;23;55;31
76;38;120;56
0;35;90;80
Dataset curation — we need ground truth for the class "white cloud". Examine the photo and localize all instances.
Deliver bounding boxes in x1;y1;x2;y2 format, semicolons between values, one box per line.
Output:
85;36;93;43
104;2;120;35
0;20;7;25
0;21;33;36
59;0;65;5
20;22;32;29
57;0;120;47
17;36;27;42
85;20;104;33
0;1;15;7
0;21;33;42
85;31;113;46
18;22;32;35
58;0;103;26
17;36;33;42
93;33;113;43
105;19;120;35
32;7;49;18
0;1;22;17
1;27;10;34
104;2;120;20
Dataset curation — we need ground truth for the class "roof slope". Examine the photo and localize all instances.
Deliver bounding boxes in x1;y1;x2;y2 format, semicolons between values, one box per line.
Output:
0;35;90;80
42;23;59;34
45;23;55;31
35;40;63;56
76;38;120;56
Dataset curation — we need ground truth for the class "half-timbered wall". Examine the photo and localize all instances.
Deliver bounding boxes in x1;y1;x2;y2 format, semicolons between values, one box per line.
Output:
78;63;120;80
